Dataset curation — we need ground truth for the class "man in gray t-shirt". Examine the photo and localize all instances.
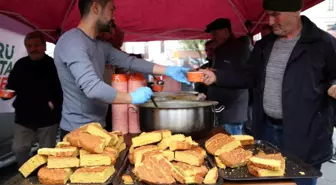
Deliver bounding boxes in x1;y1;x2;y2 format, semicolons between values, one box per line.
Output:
54;0;189;138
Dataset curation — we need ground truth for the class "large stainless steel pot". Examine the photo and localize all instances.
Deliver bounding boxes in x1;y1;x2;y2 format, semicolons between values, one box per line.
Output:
136;100;224;139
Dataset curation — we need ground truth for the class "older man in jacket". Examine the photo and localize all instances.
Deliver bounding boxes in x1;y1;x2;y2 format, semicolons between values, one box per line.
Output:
201;0;336;185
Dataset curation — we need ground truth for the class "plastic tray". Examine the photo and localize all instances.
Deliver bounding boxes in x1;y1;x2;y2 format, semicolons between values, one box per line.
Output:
208;140;322;181
5;147;129;185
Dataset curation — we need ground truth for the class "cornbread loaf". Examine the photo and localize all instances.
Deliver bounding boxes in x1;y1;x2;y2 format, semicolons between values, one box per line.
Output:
122;174;134;184
80;122;102;129
103;147;118;165
162;150;175;161
172;162;208;177
66;129;83;147
218;148;253;168
78;132;106;154
80;154;112;167
232;135;255;145
249;156;282;170
83;124;115;146
70;166;115;183
184;175;204;184
18;154;47;178
37;167;73;185
132;132;162;147
133;152;184;184
158;134;185;150
133;145;160;166
47;156;80;168
152;129;172;138
38;147;78;157
169;141;192;151
56;142;71;148
203;167;218;184
215;157;226;169
247;152;286;177
205;133;241;156
174;150;204;166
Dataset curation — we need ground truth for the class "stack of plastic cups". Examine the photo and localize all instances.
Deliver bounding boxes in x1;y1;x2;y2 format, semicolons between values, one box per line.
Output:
128;73;145;134
111;74;129;134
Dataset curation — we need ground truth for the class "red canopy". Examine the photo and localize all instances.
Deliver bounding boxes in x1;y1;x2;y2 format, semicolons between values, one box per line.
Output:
0;0;323;43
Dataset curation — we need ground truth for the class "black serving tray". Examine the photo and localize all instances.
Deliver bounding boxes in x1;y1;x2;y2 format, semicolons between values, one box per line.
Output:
208;140;322;181
5;146;129;185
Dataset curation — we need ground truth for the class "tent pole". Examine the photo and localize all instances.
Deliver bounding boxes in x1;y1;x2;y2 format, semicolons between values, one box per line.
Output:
60;0;76;34
227;0;248;33
251;12;267;33
0;10;55;42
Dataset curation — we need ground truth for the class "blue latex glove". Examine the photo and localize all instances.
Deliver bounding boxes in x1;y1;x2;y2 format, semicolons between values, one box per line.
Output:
130;87;153;104
165;66;190;84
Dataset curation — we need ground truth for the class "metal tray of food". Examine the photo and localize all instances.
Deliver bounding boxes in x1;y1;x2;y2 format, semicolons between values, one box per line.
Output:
113;156;223;185
5;147;129;185
208;140;322;181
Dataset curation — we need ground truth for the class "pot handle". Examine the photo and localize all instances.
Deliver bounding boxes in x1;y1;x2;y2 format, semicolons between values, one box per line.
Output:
212;105;225;113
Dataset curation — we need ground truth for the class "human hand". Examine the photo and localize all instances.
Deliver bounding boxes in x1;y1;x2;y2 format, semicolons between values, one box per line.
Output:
328;85;336;99
130;87;153;104
48;101;54;110
196;93;207;101
200;69;217;85
165;66;190;84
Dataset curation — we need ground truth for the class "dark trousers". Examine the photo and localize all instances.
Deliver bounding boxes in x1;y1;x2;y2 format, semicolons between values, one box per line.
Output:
264;116;322;185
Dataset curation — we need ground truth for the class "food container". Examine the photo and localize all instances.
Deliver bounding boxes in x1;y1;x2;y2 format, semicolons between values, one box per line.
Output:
137;100;224;139
112;74;129;134
0;89;15;98
152;91;199;101
187;72;204;82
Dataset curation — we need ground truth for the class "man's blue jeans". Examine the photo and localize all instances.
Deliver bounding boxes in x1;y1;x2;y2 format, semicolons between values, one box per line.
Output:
264;117;321;185
221;122;244;135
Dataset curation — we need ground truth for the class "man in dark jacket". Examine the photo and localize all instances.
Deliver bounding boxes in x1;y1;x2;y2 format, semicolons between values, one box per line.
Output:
204;18;250;135
201;1;336;185
5;31;63;167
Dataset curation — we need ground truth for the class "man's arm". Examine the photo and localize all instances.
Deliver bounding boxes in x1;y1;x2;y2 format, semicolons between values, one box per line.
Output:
58;45;132;104
203;42;261;88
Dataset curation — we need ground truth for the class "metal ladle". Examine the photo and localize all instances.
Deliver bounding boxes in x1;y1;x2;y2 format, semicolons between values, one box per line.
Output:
148;74;165;108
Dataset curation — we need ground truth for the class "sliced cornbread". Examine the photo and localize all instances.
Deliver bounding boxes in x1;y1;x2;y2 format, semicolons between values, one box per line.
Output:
114;135;124;148
162;150;175;161
218;148;252;168
247;165;285;177
70;166;115;183
157;134;185;150
174;150;204;166
38;147;78;157
56;142;71;148
47;156;79;168
185;136;199;147
37;167;73;185
249;156;282;171
172;162;208;177
215;157;226;169
184;175;204;184
169;141;192;151
122;174;134;184
67;128;83;147
247;152;286;177
133;145;160;167
118;143;126;153
152;129;172;138
203;167;218;184
103;147;119;164
205;133;241;156
232;135;254;146
18;154;47;178
78;132;106;154
132;132;162;147
83;124;114;146
80;154;111;167
79;149;91;156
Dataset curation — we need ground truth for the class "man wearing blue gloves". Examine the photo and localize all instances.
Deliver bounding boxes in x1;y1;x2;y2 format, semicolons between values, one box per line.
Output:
54;0;189;139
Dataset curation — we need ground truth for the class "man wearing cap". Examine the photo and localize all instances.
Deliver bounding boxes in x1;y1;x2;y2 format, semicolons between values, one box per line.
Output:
204;18;250;135
201;1;336;185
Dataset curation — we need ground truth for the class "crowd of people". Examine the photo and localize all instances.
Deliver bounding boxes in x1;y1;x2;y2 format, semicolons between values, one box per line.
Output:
2;0;336;185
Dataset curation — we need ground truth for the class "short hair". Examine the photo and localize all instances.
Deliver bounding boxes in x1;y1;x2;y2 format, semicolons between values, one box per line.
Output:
78;0;110;17
24;31;46;45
